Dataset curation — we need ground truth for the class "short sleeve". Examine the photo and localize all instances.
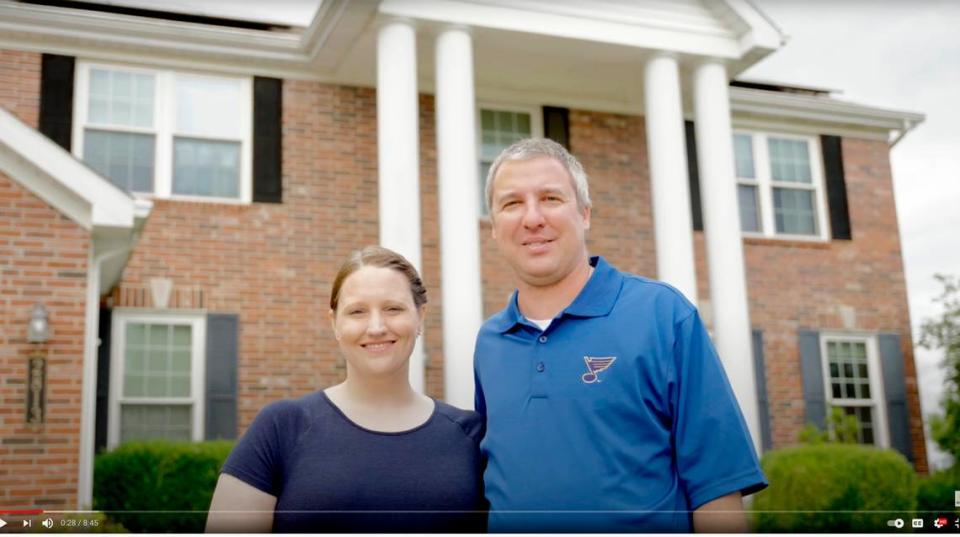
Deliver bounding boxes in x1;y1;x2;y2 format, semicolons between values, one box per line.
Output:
671;310;768;509
473;365;487;420
220;401;295;497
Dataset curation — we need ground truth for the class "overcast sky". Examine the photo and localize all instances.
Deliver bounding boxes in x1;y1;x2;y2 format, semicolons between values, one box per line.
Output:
745;0;960;469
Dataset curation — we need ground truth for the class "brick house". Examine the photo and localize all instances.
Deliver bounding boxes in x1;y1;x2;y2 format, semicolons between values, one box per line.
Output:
0;0;926;509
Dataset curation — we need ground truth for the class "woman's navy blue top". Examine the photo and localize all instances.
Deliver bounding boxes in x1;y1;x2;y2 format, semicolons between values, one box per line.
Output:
221;391;487;533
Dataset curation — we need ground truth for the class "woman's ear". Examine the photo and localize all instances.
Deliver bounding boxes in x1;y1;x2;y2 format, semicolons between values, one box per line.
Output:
329;309;339;340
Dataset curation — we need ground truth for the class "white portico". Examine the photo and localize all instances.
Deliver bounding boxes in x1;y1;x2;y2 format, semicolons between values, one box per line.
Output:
369;0;785;451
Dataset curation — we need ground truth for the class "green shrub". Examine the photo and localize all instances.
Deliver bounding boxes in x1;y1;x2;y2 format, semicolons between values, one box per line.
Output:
751;444;916;532
93;440;234;533
917;466;960;515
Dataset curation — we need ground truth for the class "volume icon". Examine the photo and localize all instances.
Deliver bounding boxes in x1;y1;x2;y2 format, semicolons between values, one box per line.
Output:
42;517;54;528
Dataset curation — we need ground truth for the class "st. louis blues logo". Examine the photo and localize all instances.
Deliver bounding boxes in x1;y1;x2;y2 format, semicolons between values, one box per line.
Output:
581;356;617;383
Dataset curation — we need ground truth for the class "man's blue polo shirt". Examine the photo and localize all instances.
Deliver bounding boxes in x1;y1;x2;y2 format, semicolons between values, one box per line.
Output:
474;256;767;533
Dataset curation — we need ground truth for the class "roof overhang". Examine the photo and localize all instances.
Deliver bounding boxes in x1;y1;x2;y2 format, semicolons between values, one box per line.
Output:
0;106;152;293
730;86;925;144
0;0;780;80
0;0;377;80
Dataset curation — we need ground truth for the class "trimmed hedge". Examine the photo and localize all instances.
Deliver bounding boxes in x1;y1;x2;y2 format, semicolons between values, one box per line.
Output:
917;466;960;515
93;440;234;533
752;444;916;532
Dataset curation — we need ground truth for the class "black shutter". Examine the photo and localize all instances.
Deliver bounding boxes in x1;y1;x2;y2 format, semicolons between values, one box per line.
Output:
684;120;703;231
879;333;914;462
821;135;852;240
205;314;239;440
94;308;112;453
798;330;826;430
753;329;772;452
542;106;570;151
39;54;75;151
253;77;282;203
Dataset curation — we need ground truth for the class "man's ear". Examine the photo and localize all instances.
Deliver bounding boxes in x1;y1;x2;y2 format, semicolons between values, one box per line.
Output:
582;206;591;230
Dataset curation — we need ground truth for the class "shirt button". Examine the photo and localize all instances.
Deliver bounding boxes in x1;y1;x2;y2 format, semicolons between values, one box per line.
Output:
536;362;545;372
538;335;548;343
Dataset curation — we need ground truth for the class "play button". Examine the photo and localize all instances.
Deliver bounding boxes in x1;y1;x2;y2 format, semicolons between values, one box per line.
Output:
0;518;7;528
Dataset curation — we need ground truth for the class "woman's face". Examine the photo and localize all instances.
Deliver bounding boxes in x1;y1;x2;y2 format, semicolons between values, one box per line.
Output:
331;265;423;379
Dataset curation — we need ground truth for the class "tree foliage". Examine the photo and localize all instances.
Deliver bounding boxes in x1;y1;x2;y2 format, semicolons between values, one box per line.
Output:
920;274;960;461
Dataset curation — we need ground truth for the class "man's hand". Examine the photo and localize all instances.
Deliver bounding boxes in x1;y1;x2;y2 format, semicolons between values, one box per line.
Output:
692;492;749;533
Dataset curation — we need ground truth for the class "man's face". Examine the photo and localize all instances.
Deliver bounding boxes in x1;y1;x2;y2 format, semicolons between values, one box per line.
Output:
490;156;591;288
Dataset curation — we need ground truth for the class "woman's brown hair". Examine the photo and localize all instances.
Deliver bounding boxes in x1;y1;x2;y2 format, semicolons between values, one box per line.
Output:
329;246;427;311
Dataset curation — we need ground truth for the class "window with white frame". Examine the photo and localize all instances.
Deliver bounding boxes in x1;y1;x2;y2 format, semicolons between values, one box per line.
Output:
109;312;206;447
821;335;888;446
75;63;252;202
478;106;540;215
733;131;829;239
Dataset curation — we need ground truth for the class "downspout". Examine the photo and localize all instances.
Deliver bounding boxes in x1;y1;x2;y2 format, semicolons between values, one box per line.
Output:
77;246;128;509
890;118;919;148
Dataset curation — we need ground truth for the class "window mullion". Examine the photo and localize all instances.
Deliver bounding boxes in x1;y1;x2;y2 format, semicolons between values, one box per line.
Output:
754;134;775;237
155;71;173;198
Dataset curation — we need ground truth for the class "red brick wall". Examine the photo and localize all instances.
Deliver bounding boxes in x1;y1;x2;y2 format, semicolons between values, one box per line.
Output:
0;49;88;509
0;172;90;509
0;49;40;128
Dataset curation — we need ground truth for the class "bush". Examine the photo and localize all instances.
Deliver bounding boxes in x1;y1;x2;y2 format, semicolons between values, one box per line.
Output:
751;444;916;532
93;440;234;533
917;466;960;515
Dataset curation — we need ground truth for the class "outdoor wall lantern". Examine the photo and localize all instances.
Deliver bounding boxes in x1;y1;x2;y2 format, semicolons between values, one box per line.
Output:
27;302;50;343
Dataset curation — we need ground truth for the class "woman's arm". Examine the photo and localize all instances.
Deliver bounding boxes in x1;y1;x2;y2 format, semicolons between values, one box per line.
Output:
205;473;278;533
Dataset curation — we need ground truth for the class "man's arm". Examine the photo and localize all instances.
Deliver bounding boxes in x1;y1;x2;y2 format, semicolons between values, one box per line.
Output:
692;492;749;533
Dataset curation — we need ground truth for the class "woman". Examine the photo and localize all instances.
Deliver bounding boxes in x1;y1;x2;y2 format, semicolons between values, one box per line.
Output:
206;246;486;533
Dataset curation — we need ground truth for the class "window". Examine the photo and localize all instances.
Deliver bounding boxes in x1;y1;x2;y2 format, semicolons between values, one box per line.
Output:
478;106;541;215
75;63;252;203
109;312;206;447
733;132;829;239
820;334;889;446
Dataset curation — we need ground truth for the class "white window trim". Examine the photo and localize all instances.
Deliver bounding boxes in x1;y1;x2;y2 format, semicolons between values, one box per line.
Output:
108;310;207;449
819;332;890;448
476;102;544;217
735;130;831;241
73;61;253;205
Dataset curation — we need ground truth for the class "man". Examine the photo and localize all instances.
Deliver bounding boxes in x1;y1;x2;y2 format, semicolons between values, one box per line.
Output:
473;138;767;533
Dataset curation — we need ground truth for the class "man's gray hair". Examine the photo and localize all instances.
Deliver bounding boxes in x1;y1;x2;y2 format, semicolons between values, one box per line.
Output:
485;138;592;214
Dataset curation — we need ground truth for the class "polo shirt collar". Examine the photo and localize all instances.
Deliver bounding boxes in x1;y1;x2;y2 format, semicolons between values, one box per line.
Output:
491;256;623;333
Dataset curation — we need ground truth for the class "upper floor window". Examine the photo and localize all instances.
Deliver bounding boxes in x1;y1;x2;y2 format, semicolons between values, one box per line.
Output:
478;106;541;215
820;334;888;446
734;132;829;240
74;63;252;203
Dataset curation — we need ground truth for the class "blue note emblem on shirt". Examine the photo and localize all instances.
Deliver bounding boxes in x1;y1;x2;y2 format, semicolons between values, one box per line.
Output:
581;356;617;383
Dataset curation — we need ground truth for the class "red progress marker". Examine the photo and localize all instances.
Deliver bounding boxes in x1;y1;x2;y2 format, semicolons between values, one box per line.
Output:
0;509;44;515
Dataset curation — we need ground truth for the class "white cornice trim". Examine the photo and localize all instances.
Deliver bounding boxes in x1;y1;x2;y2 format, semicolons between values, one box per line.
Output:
0;106;144;230
730;87;925;136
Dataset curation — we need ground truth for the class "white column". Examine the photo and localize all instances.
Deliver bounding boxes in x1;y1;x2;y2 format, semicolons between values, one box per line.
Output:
377;19;425;393
435;26;483;410
693;60;761;451
643;54;698;304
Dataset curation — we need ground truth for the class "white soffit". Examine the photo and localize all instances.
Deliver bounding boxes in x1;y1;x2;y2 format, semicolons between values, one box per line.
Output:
0;106;142;231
